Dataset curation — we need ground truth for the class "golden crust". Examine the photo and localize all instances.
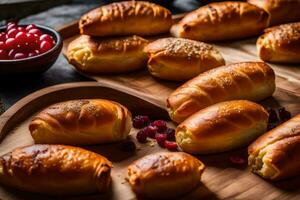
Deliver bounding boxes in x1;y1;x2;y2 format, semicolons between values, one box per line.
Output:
127;152;205;199
79;1;172;36
248;114;300;180
257;22;300;63
171;1;269;41
0;144;112;195
67;35;149;74
176;100;268;154
144;37;225;81
248;0;300;26
167;62;275;123
29;99;132;145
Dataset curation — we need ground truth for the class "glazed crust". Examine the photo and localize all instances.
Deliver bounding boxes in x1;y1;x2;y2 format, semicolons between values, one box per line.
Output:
171;1;269;41
248;114;300;180
248;0;300;26
79;1;172;36
127;152;205;199
167;62;275;123
0;144;112;195
29;99;132;145
257;22;300;63
144;37;225;81
176;100;268;154
67;35;149;74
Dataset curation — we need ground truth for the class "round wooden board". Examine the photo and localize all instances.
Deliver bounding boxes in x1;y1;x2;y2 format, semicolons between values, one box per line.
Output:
1;82;300;200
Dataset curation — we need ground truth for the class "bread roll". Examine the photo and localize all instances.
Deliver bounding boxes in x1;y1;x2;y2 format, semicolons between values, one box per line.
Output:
127;152;205;199
67;35;149;74
171;2;269;42
248;0;300;26
248;114;300;180
79;1;172;36
176;100;268;154
144;37;225;81
29;99;132;145
257;22;300;63
167;62;275;123
0;144;112;195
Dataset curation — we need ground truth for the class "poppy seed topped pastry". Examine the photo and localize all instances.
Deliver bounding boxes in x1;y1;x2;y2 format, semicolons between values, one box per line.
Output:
257;22;300;63
0;144;112;195
29;99;132;145
67;35;149;74
127;152;205;199
171;1;269;41
144;37;225;81
249;114;300;180
79;1;172;36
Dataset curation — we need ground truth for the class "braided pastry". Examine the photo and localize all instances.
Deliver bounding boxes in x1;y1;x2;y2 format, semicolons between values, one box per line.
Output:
249;114;300;180
0;144;112;195
167;62;275;123
79;1;172;36
29;99;132;145
176;100;269;154
171;1;269;41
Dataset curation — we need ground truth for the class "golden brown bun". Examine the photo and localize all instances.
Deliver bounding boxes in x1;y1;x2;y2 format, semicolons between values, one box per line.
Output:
248;114;300;180
79;1;172;36
144;37;225;81
257;22;300;63
171;1;269;42
248;0;300;26
0;144;112;195
127;152;205;199
67;35;149;74
29;99;132;145
176;100;268;154
167;62;275;123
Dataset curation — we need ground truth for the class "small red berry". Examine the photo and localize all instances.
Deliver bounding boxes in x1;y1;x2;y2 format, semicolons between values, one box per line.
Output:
0;41;7;50
164;141;178;151
14;52;27;59
28;51;38;57
143;125;158;139
8;49;17;59
0;50;8;60
165;128;175;141
0;33;6;41
133;115;150;129
25;24;36;31
5;38;17;49
136;129;148;143
6;23;17;31
155;133;167;148
40;41;52;53
28;28;42;36
151;120;167;132
7;28;18;38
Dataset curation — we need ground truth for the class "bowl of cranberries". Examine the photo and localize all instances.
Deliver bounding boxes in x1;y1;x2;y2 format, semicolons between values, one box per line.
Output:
0;22;62;76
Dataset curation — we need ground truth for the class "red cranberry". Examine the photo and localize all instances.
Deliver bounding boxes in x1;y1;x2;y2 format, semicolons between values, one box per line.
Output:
266;107;279;123
8;49;17;59
133;115;150;129
143;125;158;139
155;133;167;148
0;41;7;50
40;34;53;43
151;120;167;132
165;128;175;141
0;33;6;41
0;50;8;59
278;107;291;122
6;23;17;31
40;41;52;53
229;156;245;165
164;141;178;151
28;51;38;57
5;38;17;49
28;29;42;36
17;27;26;32
7;28;18;38
25;24;36;31
136;129;148;143
14;52;27;59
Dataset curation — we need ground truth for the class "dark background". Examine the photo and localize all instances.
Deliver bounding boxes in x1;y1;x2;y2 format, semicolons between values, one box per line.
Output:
0;0;240;112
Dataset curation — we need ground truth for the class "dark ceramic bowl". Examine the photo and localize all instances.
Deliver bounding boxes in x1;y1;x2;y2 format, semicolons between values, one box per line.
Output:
0;24;62;76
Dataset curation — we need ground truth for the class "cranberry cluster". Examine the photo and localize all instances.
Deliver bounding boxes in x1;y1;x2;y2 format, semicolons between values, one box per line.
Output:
266;107;291;130
133;115;177;151
0;22;56;60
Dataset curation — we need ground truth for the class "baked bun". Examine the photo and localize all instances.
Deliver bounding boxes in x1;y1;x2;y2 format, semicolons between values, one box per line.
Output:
248;114;300;180
127;152;205;199
257;22;300;63
67;35;149;74
79;1;172;36
29;99;132;145
176;100;268;154
171;1;269;42
167;62;275;123
248;0;300;26
0;144;112;195
144;37;225;81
